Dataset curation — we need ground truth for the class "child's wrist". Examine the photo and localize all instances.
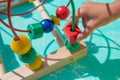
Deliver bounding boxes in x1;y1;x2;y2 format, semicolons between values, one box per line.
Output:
109;1;120;18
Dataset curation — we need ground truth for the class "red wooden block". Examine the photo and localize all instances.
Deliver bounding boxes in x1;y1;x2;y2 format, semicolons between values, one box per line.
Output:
63;25;82;44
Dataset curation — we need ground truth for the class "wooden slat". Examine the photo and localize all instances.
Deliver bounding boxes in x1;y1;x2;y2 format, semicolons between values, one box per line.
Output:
0;56;5;77
0;0;27;11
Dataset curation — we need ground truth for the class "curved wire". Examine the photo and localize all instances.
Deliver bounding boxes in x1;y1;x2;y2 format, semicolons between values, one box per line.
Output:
0;0;46;33
0;0;46;16
7;0;19;40
70;0;76;31
0;18;31;32
66;0;70;7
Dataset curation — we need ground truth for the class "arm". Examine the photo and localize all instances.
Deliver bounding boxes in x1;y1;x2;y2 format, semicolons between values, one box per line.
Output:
109;0;120;19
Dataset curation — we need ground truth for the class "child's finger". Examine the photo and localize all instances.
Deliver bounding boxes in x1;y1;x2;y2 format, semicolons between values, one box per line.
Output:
82;16;87;28
76;25;94;41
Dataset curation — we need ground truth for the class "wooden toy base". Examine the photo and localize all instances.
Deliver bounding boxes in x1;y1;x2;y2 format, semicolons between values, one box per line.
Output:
0;41;87;80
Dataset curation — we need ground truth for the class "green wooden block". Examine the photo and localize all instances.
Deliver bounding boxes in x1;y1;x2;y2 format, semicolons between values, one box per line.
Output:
27;23;44;39
65;40;80;51
18;47;36;63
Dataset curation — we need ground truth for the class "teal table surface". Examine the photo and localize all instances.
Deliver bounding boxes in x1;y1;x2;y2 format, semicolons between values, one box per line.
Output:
0;0;120;80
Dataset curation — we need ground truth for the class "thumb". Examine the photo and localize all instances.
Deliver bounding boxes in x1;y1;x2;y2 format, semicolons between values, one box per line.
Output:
76;28;92;41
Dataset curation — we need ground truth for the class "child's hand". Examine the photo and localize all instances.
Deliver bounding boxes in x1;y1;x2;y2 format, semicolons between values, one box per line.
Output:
64;1;118;41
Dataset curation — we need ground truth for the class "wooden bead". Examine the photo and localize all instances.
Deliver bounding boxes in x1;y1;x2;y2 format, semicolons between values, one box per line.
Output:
27;23;44;39
40;19;54;33
56;6;69;20
65;40;80;51
18;47;36;63
10;34;31;55
51;15;60;26
26;55;42;70
63;25;82;44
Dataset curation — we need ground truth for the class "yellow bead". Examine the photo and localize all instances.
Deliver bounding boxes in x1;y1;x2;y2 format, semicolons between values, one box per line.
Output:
27;0;35;3
10;34;31;55
26;55;42;70
51;15;60;26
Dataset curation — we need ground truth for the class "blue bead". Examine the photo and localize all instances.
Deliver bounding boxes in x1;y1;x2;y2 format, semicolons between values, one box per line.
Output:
40;19;54;33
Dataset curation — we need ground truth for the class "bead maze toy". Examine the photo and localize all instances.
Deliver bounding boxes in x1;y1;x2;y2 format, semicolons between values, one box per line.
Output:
0;0;87;80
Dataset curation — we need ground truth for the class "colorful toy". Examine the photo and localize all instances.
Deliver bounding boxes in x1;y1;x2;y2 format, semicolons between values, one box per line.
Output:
0;0;87;80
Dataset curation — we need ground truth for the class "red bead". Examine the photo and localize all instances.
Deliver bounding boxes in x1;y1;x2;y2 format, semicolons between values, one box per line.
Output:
56;6;69;20
63;25;82;44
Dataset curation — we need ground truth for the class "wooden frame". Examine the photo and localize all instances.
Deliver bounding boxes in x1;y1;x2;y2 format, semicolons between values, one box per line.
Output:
0;0;87;80
0;56;5;77
0;0;27;11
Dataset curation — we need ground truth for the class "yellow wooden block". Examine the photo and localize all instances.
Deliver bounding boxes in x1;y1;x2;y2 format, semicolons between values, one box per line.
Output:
10;34;31;55
26;55;42;70
51;15;60;26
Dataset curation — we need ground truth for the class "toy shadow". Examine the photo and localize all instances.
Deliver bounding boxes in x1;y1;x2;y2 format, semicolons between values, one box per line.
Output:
0;27;20;73
74;29;120;80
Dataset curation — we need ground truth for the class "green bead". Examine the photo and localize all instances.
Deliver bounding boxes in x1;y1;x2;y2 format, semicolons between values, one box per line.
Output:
27;23;44;39
65;40;80;51
18;47;36;63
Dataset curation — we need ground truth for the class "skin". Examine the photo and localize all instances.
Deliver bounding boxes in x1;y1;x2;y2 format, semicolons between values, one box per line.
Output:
64;0;120;41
